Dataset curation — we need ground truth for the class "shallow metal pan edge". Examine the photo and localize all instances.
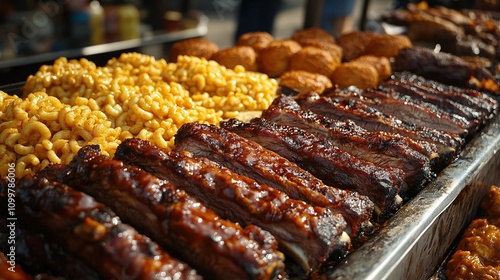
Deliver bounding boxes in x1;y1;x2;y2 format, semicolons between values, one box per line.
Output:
0;81;25;95
327;113;500;280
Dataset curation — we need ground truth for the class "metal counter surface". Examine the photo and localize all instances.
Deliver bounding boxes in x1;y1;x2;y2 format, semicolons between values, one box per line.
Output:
327;113;500;280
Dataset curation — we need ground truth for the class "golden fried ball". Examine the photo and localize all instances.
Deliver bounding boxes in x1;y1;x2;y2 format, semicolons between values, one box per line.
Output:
353;55;392;81
169;38;219;62
330;61;379;89
338;31;376;61
211;46;258;72
289;46;341;78
291;27;335;45
363;34;413;58
258;40;302;77
279;70;333;94
299;39;343;60
237;32;275;52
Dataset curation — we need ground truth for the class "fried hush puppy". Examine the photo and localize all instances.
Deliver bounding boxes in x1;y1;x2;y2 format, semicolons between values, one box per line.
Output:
352;55;392;81
363;34;413;58
299;39;343;60
169;38;219;62
279;70;333;94
291;27;335;45
330;61;379;90
289;46;341;78
211;46;258;71
237;32;274;52
259;40;302;77
481;185;500;218
445;185;500;280
338;31;375;61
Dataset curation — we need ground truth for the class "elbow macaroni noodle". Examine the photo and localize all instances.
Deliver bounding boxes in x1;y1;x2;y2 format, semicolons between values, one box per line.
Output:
2;52;278;177
0;91;121;177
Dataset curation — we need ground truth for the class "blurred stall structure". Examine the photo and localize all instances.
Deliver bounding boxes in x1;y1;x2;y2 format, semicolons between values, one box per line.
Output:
0;0;207;84
1;0;498;85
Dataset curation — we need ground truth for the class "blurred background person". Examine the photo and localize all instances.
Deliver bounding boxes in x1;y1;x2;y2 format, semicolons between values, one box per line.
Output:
321;0;357;37
234;0;283;41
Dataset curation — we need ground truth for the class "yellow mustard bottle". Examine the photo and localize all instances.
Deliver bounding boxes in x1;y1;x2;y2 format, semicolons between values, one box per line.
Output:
89;0;105;45
118;4;140;41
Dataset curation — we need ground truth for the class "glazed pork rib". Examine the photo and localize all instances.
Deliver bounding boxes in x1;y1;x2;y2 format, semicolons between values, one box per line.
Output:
46;145;284;280
115;138;351;273
261;95;433;196
383;72;498;130
381;79;484;125
174;122;374;237
296;92;462;167
361;86;477;135
0;217;99;280
392;72;498;117
220;118;404;218
324;87;469;137
14;175;201;280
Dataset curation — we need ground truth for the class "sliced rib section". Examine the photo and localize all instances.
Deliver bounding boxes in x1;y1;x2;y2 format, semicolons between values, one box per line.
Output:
296;92;462;168
46;145;285;280
115;138;351;273
381;81;482;127
381;72;498;131
174;122;374;237
14;175;201;280
0;217;99;280
393;72;497;117
220;118;404;218
261;95;433;196
361;87;473;134
324;87;469;137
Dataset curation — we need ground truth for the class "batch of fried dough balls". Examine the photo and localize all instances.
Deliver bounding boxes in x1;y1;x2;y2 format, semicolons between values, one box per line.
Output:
169;27;413;92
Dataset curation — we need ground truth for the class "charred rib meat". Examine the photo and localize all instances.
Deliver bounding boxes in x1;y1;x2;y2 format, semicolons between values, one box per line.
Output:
382;75;486;125
297;92;461;167
115;138;351;273
174;122;374;237
261;95;434;196
324;87;469;137
14;175;201;280
386;72;498;119
361;87;473;132
46;145;285;280
0;217;99;280
220;118;405;218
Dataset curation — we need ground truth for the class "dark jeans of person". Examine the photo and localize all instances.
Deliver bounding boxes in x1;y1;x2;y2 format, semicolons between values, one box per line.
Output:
235;0;282;41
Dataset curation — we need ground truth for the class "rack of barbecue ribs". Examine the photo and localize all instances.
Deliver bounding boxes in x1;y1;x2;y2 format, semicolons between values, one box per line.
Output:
1;176;202;280
38;145;287;280
113;139;351;273
259;95;434;197
220;117;405;219
173;121;375;237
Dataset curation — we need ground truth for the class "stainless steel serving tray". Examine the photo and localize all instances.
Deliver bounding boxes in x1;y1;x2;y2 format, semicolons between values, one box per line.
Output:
327;112;500;280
